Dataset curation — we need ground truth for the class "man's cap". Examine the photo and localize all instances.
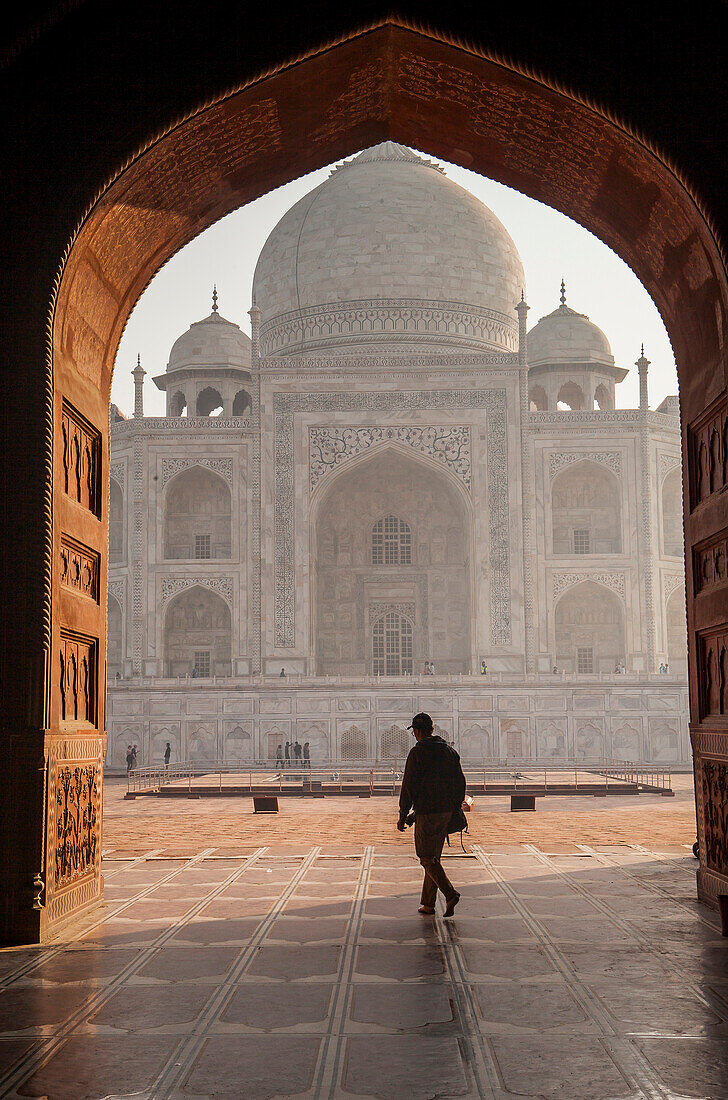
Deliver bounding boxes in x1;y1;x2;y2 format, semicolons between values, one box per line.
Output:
407;712;433;732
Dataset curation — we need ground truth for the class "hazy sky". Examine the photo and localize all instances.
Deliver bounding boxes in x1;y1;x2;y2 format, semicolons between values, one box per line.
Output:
113;149;678;418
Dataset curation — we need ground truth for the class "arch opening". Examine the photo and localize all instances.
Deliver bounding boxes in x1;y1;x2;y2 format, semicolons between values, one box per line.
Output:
556;382;586;411
552;460;622;555
555;581;626;674
196;387;224;416
232;389;252;416
529;385;548;411
164;466;232;560
107;594;122;678
163;585;231;677
109;478;124;563
662;466;684;557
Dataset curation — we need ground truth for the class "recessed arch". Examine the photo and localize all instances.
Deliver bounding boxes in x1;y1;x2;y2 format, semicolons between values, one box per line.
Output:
554;580;626;673
666;584;688;674
163;465;232;560
529;385;548;411
163;584;231;677
107;593;123;677
109;477;124;563
556;381;586;411
551;459;622;554
196;387;224;417
661;465;683;557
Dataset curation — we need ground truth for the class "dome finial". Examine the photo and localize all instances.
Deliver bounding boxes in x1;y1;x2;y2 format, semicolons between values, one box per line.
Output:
212;285;218;313
560;279;566;307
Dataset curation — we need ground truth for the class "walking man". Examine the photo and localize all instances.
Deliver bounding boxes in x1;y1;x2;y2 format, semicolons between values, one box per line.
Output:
284;741;290;768
164;741;171;769
303;741;310;768
293;740;302;766
275;743;284;769
126;745;133;775
397;712;465;917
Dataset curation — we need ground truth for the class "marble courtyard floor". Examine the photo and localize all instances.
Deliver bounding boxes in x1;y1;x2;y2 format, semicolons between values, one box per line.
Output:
2;779;728;1098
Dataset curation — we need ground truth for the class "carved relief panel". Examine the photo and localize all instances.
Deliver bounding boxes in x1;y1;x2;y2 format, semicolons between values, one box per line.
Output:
61;401;101;516
698;627;728;720
59;631;97;726
60;536;100;602
694;527;728;595
688;395;728;510
702;760;728;877
54;763;100;889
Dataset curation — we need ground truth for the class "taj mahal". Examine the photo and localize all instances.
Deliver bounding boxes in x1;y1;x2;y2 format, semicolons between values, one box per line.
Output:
106;142;689;771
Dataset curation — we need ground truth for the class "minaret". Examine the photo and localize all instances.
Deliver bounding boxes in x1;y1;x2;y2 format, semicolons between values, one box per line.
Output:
637;344;650;412
211;284;219;314
132;354;145;418
559;278;567;308
515;288;529;366
249;299;261;362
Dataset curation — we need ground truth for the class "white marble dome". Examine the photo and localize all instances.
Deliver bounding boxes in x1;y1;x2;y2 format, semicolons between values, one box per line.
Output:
252;143;525;358
167;300;251;373
528;296;614;368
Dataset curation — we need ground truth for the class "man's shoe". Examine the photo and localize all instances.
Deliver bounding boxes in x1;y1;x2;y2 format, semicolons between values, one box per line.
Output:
443;892;461;918
418;905;435;915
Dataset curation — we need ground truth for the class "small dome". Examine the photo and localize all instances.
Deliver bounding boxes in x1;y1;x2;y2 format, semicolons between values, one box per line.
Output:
528;292;613;368
252;142;525;358
167;297;251;373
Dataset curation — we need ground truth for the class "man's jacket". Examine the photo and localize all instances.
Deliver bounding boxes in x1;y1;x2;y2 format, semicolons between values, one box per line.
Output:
398;735;466;821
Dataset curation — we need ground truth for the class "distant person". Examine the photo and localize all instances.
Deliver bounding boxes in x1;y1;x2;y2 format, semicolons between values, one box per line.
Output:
191;666;198;678
480;660;487;675
428;661;435;675
423;661;430;675
293;740;302;765
131;744;138;770
397;712;465;918
553;666;559;674
303;741;310;768
126;745;133;774
276;744;283;769
280;666;285;677
164;742;171;768
115;671;121;680
284;741;290;768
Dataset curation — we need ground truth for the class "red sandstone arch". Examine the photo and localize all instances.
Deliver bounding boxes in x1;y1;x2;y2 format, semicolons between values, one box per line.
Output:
7;19;728;942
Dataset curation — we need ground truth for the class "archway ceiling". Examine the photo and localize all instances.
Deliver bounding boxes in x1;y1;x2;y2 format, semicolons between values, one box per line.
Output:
53;22;727;424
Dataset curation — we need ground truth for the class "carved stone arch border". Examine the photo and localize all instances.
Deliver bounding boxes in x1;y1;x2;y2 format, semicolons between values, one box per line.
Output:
309;425;472;493
159;575;234;608
280;387;508;650
549;451;622;481
552;572;626;603
161;457;234;490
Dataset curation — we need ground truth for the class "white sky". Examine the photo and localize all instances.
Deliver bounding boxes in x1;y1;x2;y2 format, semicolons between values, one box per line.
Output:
113;150;678;418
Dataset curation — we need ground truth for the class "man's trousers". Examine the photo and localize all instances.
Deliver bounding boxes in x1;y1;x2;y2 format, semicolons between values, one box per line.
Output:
414;811;457;908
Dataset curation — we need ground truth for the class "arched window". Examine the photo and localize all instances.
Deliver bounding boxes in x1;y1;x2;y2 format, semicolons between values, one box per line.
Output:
529;385;548;411
557;381;585;411
380;724;411;759
164;466;232;559
555;581;625;673
169;391;187;417
666;585;687;674
661;466;683;557
340;725;368;761
109;478;124;562
372;515;411;565
594;383;613;410
107;594;122;676
552;460;622;554
373;611;413;675
196;387;224;416
232;389;252;415
163;585;231;676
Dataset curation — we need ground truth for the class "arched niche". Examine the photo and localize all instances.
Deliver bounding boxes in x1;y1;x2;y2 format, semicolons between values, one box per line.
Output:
109;478;124;563
225;726;252;765
529;385;548;411
380;724;411;760
163;585;231;676
557;382;586;411
312;446;471;675
594;383;613;410
107;594;122;677
169;391;187;417
552;460;622;555
232;389;252;416
164;466;232;560
666;585;688;674
340;725;368;762
196;387;224;416
661;466;684;557
151;727;178;767
555;581;625;673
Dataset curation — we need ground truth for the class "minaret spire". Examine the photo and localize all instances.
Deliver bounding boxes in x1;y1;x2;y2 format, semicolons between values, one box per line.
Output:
560;279;566;307
132;353;146;418
211;284;218;313
636;344;650;412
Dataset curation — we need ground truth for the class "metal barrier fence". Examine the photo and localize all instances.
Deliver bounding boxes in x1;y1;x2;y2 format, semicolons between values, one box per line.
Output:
126;759;672;795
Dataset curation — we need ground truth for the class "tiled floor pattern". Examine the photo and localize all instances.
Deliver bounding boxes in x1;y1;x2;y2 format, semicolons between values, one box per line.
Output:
0;843;727;1098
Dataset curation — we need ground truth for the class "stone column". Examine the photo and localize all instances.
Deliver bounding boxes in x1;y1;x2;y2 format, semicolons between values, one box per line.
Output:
248;303;262;674
637;348;657;671
516;294;536;673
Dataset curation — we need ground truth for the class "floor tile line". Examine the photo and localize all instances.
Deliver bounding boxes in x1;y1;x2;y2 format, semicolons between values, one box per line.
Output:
149;845;323;1100
627;842;699;880
526;844;728;1021
471;845;672;1100
577;843;720;933
0;847;269;1096
437;911;501;1099
103;848;165;881
311;845;374;1100
0;847;217;995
